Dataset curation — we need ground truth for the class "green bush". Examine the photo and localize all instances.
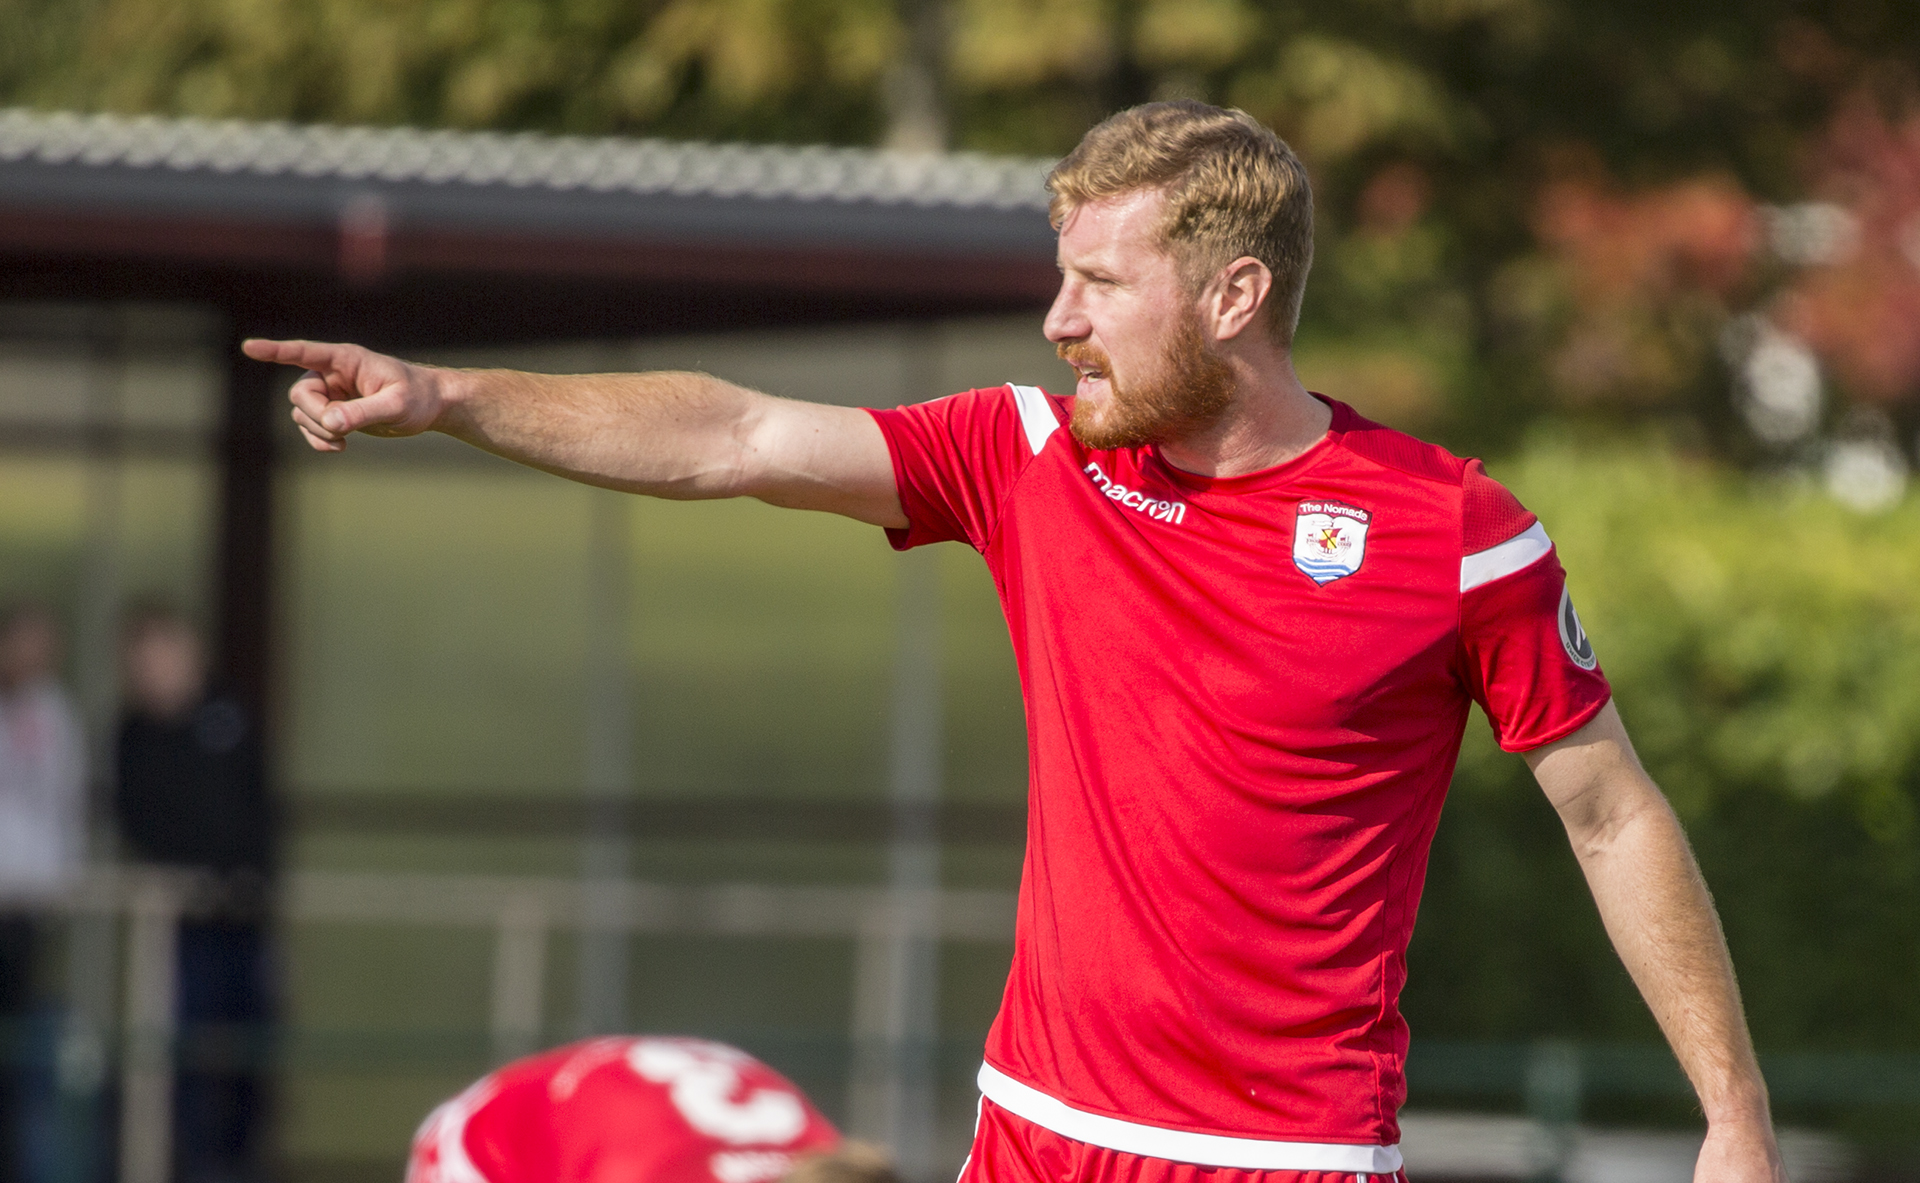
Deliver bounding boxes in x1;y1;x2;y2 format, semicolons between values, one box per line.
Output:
1408;433;1920;1080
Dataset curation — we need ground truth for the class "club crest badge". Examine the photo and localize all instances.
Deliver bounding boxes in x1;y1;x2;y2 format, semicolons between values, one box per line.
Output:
1558;586;1598;670
1293;501;1371;585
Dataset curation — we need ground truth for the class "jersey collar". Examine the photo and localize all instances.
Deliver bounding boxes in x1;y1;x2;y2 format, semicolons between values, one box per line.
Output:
1148;394;1345;496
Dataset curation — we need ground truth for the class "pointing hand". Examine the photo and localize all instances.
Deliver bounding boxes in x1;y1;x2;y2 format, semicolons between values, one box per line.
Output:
242;339;447;453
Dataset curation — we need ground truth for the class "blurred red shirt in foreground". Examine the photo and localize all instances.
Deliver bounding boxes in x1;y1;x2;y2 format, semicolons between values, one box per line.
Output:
407;1037;842;1183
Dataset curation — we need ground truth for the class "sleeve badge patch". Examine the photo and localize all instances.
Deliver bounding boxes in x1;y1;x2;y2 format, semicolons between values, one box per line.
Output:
1293;501;1371;585
1558;586;1598;670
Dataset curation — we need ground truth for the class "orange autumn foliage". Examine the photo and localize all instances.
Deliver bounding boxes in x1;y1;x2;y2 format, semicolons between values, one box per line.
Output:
1534;174;1758;304
1779;93;1920;403
1529;174;1757;405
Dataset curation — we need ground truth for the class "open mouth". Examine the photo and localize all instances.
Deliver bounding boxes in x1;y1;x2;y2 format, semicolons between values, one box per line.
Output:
1057;342;1111;390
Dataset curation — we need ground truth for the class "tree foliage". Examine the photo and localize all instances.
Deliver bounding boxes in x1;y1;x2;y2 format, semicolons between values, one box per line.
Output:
1412;437;1920;1135
0;0;899;141
4;0;1917;445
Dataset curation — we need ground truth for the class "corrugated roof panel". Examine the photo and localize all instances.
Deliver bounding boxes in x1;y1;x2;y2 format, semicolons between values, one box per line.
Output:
0;108;1055;211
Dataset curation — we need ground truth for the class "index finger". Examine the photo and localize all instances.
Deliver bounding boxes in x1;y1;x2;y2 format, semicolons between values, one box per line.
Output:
243;338;350;370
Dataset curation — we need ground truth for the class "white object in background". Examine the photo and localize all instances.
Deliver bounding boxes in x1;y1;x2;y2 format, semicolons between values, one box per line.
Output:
119;873;185;1183
0;680;86;894
1396;1113;1558;1177
1765;202;1861;266
1824;437;1908;512
1722;315;1823;446
1396;1112;1853;1183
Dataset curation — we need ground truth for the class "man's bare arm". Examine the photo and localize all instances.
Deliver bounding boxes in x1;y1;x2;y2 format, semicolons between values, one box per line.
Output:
1526;701;1785;1183
241;338;908;528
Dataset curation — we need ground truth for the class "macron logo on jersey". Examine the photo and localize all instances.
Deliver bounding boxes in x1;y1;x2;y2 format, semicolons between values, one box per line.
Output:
1083;461;1189;525
1005;383;1188;524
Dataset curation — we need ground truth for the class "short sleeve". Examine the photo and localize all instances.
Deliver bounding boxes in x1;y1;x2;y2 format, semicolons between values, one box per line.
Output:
866;384;1060;552
1457;462;1612;752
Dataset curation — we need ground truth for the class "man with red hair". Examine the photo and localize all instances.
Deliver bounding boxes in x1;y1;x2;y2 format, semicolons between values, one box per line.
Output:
252;100;1784;1183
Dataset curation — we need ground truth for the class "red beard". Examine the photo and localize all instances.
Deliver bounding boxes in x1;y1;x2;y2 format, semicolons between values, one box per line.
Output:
1059;318;1235;450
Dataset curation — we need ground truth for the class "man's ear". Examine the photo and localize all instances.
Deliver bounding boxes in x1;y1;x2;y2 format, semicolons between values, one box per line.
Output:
1208;257;1274;342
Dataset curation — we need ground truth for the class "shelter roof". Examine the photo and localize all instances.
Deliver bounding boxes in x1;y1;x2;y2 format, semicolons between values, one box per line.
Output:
0;108;1054;247
0;109;1063;340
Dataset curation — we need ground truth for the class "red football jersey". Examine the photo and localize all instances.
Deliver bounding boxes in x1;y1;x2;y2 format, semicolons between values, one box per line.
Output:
406;1038;842;1183
868;389;1611;1169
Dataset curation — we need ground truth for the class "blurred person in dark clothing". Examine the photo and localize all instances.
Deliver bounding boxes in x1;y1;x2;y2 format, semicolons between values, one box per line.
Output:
115;604;277;1183
0;604;85;1183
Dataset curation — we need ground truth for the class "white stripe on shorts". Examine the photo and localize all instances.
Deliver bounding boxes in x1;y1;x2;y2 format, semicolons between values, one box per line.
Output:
976;1062;1405;1173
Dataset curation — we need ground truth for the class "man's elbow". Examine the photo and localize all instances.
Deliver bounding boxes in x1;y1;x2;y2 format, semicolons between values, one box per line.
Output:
688;390;771;499
1563;772;1676;863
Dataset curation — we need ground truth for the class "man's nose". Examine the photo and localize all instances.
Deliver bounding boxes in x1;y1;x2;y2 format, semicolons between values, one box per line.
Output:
1043;280;1086;344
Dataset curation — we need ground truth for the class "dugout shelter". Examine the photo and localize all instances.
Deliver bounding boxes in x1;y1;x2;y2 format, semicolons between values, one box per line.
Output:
0;107;1059;728
0;107;1058;1182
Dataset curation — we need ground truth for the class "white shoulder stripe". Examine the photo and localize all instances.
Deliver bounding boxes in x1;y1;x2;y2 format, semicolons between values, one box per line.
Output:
1461;520;1552;592
977;1063;1403;1173
1008;384;1058;455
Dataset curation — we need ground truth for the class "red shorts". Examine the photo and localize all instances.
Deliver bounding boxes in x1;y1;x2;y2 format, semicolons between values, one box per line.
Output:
957;1099;1407;1183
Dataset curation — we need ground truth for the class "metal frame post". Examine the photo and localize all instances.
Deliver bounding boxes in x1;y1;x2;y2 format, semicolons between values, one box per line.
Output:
577;491;634;1036
215;320;280;731
490;897;549;1063
851;544;943;1180
119;873;184;1183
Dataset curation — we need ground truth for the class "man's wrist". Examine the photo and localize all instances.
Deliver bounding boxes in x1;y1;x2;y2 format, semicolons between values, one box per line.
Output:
1700;1083;1773;1134
425;365;475;435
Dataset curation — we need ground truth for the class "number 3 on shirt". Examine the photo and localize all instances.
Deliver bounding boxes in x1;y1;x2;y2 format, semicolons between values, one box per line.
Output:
628;1039;808;1145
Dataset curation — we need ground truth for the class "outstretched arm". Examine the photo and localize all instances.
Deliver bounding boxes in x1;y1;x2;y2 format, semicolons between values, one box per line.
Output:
241;338;907;528
1525;701;1785;1183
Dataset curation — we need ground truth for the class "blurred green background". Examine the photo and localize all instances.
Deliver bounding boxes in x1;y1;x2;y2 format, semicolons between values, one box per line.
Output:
3;0;1920;1175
